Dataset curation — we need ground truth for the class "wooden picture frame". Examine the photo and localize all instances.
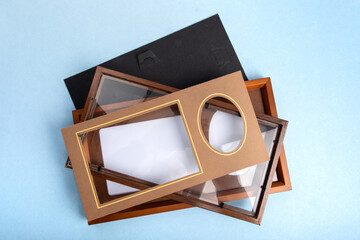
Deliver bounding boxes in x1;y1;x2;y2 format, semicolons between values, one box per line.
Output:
64;68;291;224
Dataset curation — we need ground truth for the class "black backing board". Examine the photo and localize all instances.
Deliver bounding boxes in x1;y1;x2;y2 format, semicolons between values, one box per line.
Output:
65;14;247;109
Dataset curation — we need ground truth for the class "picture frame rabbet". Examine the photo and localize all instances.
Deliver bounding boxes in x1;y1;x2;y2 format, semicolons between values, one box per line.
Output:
61;70;269;222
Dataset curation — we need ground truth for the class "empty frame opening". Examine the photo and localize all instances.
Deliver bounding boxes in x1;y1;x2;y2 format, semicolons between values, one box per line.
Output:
78;103;200;204
200;97;245;154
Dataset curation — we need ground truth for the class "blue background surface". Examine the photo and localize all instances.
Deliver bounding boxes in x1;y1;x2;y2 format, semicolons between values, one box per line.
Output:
1;1;359;239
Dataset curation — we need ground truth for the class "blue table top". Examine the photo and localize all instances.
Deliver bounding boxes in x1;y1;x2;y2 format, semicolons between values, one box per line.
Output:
1;1;359;239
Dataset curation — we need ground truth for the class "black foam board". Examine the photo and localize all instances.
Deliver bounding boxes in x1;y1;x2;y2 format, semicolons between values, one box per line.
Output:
65;14;247;109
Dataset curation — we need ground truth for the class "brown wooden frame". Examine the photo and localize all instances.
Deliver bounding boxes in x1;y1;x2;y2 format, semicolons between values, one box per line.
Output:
246;78;292;194
64;68;291;223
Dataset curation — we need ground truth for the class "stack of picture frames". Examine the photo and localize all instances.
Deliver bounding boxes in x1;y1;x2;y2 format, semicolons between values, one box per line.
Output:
63;67;291;224
61;15;291;225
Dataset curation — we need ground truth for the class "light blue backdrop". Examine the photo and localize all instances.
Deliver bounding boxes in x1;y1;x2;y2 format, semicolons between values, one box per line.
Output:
1;1;359;239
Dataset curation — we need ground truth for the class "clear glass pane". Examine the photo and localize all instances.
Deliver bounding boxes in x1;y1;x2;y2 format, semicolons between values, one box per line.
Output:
86;75;168;119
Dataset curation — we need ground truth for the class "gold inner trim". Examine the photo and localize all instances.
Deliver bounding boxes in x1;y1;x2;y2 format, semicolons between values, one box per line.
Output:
197;93;247;156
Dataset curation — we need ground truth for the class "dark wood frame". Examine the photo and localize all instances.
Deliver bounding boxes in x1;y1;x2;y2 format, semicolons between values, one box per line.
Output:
64;67;291;224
